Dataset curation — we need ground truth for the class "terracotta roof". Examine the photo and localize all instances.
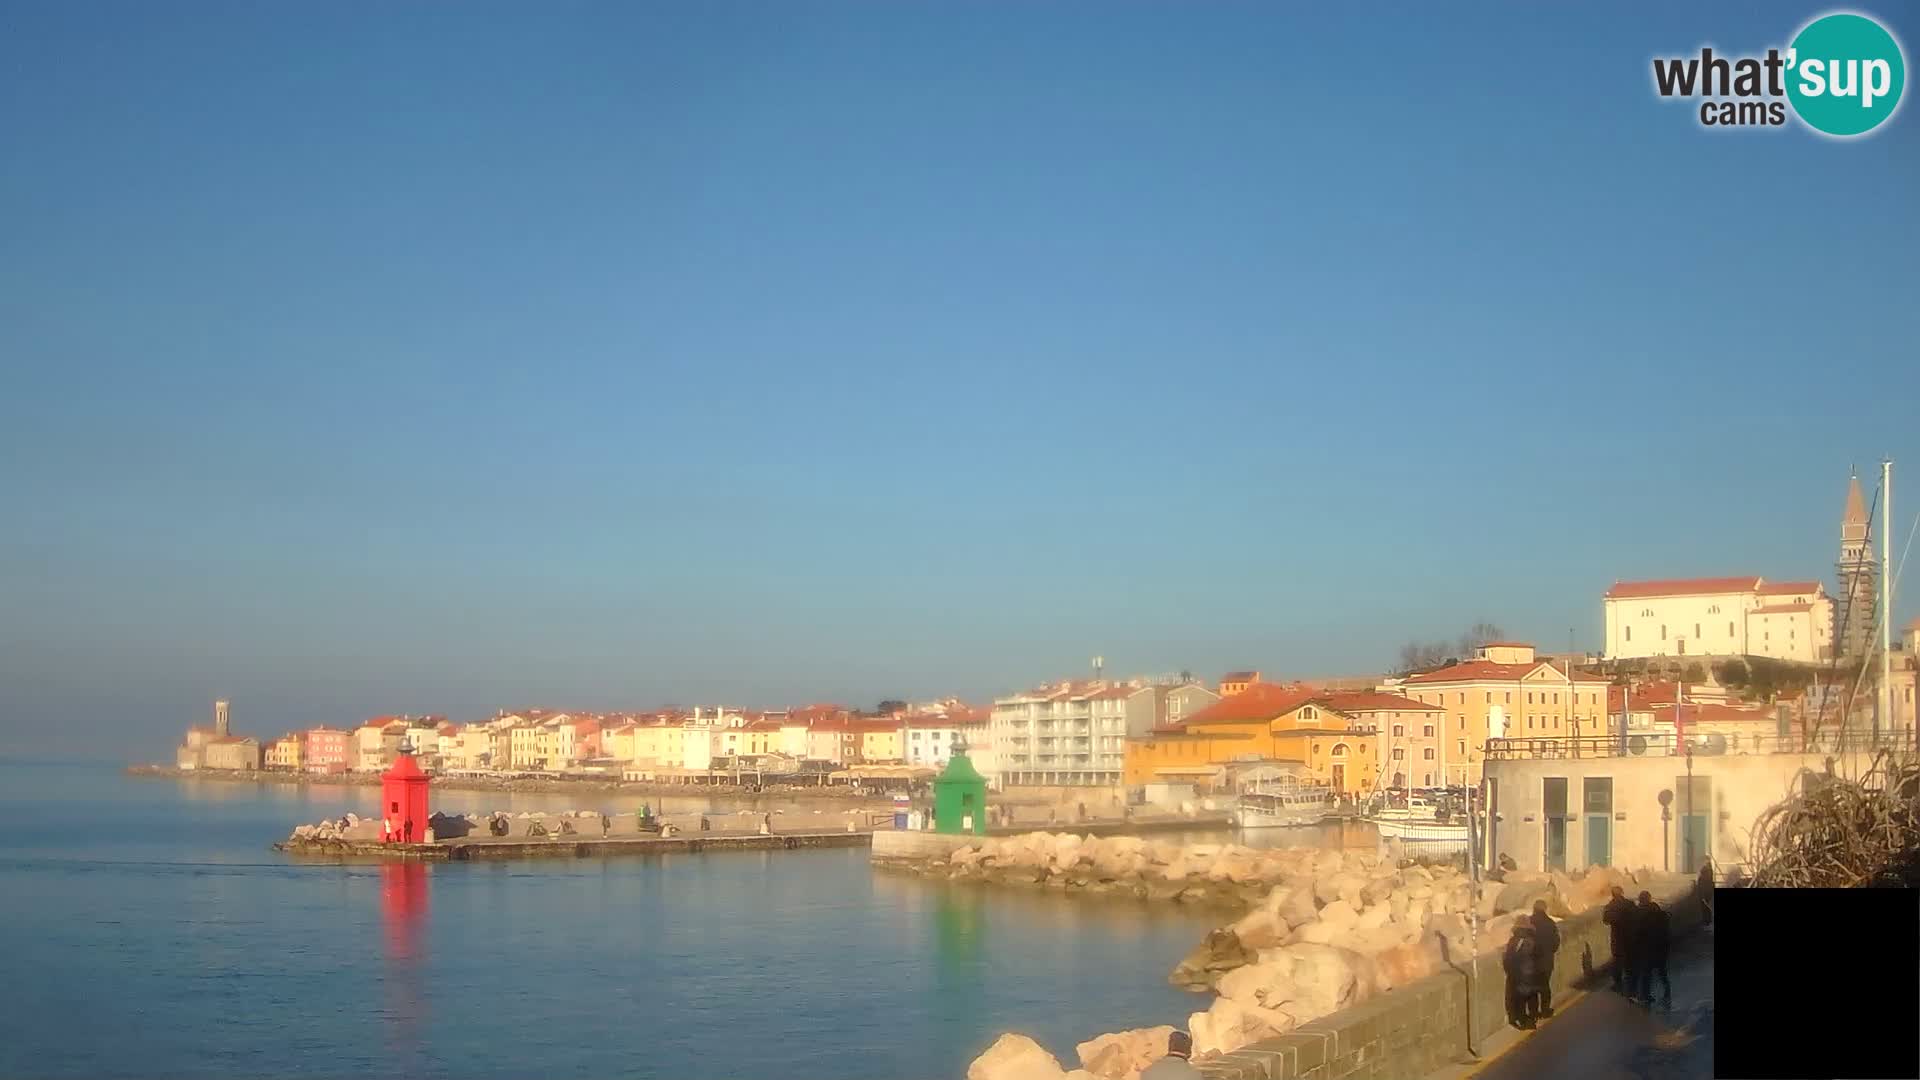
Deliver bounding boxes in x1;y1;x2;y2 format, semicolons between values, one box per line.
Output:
1605;576;1761;599
1651;702;1771;725
1178;683;1321;725
1756;581;1820;595
1403;659;1608;685
1751;603;1813;614
1316;690;1442;713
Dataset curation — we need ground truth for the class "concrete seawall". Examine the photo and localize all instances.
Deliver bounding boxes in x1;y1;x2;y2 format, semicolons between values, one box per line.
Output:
278;831;874;862
1196;872;1706;1080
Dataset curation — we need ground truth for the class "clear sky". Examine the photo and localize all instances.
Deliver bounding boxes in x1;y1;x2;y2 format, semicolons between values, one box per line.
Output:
3;2;1916;758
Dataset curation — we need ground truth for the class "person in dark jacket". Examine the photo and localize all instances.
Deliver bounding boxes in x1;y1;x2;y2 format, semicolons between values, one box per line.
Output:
1602;885;1638;993
1529;899;1561;1017
1633;891;1672;1008
1502;922;1540;1029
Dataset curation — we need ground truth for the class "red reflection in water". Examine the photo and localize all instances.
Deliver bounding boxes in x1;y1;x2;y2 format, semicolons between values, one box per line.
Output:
381;861;430;961
380;862;430;1065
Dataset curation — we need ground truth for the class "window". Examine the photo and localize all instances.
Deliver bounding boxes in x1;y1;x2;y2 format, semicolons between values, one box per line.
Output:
1485;692;1491;704
1661;625;1667;640
1552;694;1559;705
1423;724;1435;737
1424;773;1433;786
1708;604;1719;614
1393;749;1405;760
1505;692;1512;703
1423;748;1435;759
1626;626;1632;642
1457;739;1466;756
1457;692;1465;704
1694;623;1701;638
1728;621;1735;637
1528;693;1534;705
1393;724;1405;737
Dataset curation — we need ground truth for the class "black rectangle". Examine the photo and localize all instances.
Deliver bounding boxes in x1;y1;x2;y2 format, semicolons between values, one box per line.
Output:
1714;888;1919;1079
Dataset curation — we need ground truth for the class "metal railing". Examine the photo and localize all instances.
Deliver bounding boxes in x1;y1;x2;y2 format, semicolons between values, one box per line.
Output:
1484;730;1914;760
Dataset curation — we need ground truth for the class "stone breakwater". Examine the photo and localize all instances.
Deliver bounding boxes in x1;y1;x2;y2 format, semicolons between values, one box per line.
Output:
954;835;1681;1080
878;832;1318;910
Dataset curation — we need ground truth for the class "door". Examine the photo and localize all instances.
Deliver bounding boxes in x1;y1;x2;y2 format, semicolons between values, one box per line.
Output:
1583;777;1614;867
1543;777;1569;871
1332;763;1346;792
1677;774;1711;874
1680;814;1710;874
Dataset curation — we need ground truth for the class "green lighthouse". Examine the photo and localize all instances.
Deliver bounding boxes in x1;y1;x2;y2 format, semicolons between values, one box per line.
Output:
932;740;989;836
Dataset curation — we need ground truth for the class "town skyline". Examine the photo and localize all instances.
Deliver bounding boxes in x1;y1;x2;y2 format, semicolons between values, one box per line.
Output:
4;2;1916;758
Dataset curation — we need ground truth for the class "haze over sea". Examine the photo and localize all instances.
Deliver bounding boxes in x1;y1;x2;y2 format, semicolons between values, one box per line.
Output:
0;762;1387;1080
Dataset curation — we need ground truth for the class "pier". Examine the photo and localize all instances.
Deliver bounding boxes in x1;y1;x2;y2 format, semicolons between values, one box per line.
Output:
278;830;874;861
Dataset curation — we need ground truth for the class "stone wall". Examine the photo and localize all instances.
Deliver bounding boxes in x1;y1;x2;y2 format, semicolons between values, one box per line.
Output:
871;830;977;863
1197;873;1704;1080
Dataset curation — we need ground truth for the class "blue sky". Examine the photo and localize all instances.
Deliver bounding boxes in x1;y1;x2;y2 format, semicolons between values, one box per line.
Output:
2;2;1916;758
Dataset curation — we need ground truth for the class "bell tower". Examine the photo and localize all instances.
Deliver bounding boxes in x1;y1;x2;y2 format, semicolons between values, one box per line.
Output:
1836;470;1878;662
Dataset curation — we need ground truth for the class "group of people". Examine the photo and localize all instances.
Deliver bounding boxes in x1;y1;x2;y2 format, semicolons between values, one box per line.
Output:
1502;886;1674;1031
1604;886;1673;1008
1500;899;1561;1029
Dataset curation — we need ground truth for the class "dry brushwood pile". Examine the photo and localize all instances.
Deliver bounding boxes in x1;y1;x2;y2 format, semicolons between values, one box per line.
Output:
1747;753;1920;888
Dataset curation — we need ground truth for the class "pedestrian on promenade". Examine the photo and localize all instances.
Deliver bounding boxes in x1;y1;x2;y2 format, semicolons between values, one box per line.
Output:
1529;899;1561;1017
1501;921;1540;1029
1603;885;1638;993
1139;1031;1203;1079
1632;891;1672;1008
403;818;414;843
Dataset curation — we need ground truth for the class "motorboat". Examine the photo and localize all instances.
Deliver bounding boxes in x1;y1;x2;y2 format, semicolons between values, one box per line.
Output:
1234;779;1337;828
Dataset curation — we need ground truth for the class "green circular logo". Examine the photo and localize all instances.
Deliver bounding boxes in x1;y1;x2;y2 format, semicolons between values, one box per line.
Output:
1786;13;1906;137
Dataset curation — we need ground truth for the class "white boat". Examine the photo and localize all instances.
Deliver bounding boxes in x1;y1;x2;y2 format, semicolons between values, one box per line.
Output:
1369;816;1470;842
1368;793;1440;821
1234;782;1337;828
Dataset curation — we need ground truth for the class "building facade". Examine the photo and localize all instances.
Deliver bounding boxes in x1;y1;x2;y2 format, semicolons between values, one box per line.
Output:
1120;682;1394;795
1603;577;1834;664
1394;643;1611;786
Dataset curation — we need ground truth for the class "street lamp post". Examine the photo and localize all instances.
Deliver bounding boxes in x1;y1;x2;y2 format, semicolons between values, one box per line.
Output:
1657;789;1673;873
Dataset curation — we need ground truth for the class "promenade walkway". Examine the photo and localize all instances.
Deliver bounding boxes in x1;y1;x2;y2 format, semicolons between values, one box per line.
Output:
1426;923;1715;1080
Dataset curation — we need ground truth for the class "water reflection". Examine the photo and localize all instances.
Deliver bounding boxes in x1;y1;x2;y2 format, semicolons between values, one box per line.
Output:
380;863;430;1071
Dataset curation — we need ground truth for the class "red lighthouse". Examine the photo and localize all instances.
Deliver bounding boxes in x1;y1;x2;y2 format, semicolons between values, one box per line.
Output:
380;739;432;844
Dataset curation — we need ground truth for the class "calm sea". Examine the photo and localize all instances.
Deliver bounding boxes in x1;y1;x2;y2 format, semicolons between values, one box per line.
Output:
0;762;1377;1080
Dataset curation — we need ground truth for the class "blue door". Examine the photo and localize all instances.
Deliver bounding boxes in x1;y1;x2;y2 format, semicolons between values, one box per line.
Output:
1586;814;1611;868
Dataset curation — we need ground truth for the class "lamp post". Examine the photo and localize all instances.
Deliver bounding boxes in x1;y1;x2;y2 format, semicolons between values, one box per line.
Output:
1657;789;1673;873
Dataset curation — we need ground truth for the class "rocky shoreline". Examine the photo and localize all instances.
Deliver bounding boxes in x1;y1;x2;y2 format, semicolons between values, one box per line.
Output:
124;763;891;804
946;833;1684;1080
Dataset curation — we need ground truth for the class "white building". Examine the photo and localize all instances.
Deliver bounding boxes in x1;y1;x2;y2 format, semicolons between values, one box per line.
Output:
902;718;962;769
1603;576;1834;664
991;678;1217;787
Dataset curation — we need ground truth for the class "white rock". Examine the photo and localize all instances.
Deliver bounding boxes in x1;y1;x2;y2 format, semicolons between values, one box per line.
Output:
968;1033;1067;1080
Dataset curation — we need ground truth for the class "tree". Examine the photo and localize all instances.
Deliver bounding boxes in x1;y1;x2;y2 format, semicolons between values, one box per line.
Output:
1713;659;1750;688
1394;640;1455;675
1681;662;1707;685
1455;621;1508;660
875;700;908;717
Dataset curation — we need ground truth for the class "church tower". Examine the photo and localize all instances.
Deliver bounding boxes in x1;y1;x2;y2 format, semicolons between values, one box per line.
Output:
1836;471;1878;662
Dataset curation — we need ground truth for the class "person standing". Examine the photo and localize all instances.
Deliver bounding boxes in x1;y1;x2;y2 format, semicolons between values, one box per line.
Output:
1139;1031;1204;1079
1501;922;1540;1029
1633;892;1672;1008
1529;899;1561;1017
1602;885;1638;993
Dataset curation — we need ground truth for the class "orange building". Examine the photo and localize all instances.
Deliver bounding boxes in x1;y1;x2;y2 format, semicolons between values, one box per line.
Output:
1123;682;1405;795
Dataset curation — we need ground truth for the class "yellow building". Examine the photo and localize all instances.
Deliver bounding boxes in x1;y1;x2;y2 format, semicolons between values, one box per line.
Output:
1396;642;1612;785
1218;671;1261;698
1123;683;1383;795
855;720;903;763
630;722;686;768
265;734;304;771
